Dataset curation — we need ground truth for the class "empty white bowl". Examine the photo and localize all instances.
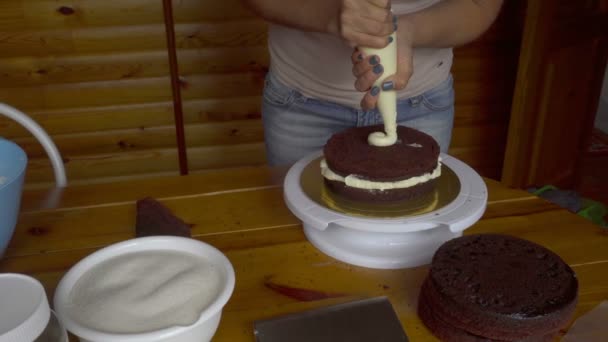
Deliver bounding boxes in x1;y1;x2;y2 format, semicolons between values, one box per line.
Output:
53;236;235;342
0;273;69;342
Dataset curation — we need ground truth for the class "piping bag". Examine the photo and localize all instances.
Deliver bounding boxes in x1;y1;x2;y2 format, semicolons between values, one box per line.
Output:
359;29;398;147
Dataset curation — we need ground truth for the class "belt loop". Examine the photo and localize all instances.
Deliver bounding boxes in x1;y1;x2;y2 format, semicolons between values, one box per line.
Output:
356;109;365;126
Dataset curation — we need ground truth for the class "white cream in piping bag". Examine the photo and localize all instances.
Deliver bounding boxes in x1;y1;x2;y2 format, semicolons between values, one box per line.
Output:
323;27;441;191
321;158;442;191
361;30;398;147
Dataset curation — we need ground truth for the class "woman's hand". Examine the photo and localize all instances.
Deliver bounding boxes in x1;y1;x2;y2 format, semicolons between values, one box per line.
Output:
352;17;415;110
329;0;395;48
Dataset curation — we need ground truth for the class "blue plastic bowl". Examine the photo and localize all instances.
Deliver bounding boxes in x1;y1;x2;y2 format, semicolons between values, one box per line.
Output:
0;139;27;258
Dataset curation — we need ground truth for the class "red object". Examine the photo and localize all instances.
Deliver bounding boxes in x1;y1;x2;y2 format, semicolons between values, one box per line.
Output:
264;281;345;302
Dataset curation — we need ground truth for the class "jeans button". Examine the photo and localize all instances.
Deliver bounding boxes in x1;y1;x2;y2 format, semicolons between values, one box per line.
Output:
409;96;422;107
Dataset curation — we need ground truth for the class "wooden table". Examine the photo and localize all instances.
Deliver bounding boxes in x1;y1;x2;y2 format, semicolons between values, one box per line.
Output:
1;166;607;341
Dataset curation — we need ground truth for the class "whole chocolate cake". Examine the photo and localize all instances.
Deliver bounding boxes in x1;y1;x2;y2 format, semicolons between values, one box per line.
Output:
418;234;578;341
321;125;441;202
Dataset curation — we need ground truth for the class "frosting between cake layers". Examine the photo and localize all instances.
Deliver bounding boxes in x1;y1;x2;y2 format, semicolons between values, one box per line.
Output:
320;158;442;191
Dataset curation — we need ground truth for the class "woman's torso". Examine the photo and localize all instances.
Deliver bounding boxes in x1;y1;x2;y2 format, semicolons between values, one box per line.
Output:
267;0;453;109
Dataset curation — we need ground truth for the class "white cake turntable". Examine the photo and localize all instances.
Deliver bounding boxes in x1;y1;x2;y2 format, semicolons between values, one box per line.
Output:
283;151;487;269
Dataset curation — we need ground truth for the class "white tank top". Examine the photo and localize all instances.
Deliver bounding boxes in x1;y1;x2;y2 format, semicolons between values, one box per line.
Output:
268;0;452;109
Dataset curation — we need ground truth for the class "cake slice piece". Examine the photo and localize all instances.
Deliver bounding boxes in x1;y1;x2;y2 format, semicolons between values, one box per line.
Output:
135;197;191;237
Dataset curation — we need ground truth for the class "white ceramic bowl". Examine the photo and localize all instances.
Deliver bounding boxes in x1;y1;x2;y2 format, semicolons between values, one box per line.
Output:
53;236;235;342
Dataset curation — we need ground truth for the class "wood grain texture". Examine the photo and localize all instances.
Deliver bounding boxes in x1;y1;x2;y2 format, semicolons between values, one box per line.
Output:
0;0;523;187
24;143;267;187
17;167;532;215
13;120;264;158
0;170;606;342
0;20;268;58
0;97;263;138
0;72;264;110
0;47;269;87
9;175;538;259
0;0;255;32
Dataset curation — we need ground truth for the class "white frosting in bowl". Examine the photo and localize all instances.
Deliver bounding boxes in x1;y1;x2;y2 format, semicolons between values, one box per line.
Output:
66;250;222;334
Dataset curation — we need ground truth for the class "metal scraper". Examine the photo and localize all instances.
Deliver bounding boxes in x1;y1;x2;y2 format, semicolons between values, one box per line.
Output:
253;297;409;342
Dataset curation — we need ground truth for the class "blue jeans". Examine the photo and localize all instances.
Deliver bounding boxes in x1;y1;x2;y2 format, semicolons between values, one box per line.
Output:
262;72;455;166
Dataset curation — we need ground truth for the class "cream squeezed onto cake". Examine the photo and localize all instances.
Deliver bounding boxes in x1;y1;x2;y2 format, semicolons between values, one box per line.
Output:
362;31;398;147
320;27;442;197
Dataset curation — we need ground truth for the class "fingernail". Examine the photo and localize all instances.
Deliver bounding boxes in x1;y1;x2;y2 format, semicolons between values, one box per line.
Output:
357;54;363;60
382;81;394;91
388;36;393;44
373;64;384;74
369;56;379;65
371;86;380;96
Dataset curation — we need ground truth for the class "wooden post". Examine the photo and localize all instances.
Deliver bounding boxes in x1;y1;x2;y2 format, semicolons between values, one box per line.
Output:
501;0;608;188
162;0;189;175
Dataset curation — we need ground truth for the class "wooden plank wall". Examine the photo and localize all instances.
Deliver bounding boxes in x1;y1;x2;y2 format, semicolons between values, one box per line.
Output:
450;0;524;179
0;0;523;188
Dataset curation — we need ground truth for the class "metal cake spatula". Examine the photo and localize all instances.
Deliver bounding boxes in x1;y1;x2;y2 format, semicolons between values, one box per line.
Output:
253;297;409;342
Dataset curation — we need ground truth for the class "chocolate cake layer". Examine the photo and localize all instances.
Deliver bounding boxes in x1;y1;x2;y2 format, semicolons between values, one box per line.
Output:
418;290;487;342
418;286;557;342
323;125;440;182
324;178;436;202
422;234;577;340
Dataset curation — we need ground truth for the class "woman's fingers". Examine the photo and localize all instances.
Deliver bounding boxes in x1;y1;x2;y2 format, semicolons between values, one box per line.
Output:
338;0;394;47
354;63;384;91
360;86;380;110
350;49;365;64
352;53;379;76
